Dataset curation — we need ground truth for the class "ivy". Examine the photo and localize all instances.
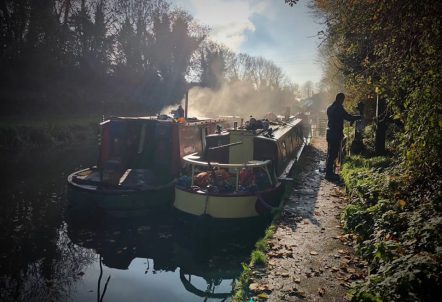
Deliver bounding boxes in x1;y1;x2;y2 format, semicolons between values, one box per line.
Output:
340;156;441;301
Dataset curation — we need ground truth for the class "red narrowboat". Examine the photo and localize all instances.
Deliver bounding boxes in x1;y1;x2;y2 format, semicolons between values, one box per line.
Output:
67;116;228;211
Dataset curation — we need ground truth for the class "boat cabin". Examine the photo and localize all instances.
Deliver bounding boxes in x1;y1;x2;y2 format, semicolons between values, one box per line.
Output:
97;116;224;183
204;118;306;176
176;117;308;196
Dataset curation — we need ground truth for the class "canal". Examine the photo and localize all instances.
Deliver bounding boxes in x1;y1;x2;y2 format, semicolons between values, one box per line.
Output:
0;141;266;301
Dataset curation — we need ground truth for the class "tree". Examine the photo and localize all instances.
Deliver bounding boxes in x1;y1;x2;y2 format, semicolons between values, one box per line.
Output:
301;80;314;99
198;41;232;89
313;0;442;174
70;0;113;81
148;8;204;108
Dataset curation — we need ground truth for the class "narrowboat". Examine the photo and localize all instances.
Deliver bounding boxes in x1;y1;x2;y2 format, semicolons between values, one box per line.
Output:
174;117;310;220
67;116;227;211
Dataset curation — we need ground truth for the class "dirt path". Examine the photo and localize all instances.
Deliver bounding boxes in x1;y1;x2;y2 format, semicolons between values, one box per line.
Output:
249;138;366;302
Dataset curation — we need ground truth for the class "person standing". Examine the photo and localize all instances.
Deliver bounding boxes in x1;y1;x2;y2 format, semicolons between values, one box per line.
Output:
176;105;185;118
325;93;361;180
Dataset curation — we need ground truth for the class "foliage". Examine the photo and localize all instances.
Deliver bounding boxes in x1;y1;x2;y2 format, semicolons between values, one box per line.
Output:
250;250;267;266
0;121;96;150
341;156;442;301
232;263;252;302
290;5;441;300
0;0;300;118
314;0;442;178
285;0;299;7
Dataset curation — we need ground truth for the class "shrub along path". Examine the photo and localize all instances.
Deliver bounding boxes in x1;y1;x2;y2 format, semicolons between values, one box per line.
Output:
248;138;366;301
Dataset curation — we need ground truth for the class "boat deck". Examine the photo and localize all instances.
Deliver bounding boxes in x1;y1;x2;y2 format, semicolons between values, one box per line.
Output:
71;168;166;190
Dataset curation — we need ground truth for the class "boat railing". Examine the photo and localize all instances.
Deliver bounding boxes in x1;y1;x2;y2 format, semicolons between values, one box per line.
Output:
182;153;274;192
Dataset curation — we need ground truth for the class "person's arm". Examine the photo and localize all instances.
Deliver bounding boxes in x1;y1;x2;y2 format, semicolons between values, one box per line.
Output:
340;106;361;122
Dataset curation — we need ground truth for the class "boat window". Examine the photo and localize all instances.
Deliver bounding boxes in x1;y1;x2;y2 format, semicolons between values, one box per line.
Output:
176;162;274;194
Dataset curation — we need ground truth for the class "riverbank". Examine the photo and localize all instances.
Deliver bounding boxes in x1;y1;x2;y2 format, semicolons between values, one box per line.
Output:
237;137;441;302
0;115;101;151
236;138;366;301
340;155;441;301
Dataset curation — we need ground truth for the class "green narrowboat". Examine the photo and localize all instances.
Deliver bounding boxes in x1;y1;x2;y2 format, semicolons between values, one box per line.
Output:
174;117;310;220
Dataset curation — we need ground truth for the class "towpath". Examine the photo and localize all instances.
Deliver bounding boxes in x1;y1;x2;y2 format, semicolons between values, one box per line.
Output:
249;138;366;301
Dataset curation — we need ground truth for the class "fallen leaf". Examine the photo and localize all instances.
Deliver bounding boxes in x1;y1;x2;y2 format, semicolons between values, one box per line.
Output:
340;282;350;288
310;251;318;255
398;199;407;208
294;289;306;298
249;283;259;291
257;284;271;292
318;287;326;296
257;293;269;299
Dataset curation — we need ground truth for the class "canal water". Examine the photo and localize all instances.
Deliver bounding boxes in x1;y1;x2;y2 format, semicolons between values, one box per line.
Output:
0;142;266;302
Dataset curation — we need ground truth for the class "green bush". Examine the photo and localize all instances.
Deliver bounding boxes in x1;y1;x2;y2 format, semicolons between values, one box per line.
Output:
341;155;441;301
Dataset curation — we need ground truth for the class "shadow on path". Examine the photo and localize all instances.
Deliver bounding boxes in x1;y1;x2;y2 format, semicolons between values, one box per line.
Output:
249;138;366;302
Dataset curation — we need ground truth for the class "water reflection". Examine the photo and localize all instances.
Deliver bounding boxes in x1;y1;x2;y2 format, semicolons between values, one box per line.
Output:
66;207;266;301
0;144;98;302
0;143;267;302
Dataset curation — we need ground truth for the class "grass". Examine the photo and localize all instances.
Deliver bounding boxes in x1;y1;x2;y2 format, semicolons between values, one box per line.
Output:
0;115;100;150
0;114;101;128
232;218;280;302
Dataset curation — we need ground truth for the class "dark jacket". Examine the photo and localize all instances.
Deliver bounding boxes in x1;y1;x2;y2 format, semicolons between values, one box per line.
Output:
177;106;184;118
326;101;360;140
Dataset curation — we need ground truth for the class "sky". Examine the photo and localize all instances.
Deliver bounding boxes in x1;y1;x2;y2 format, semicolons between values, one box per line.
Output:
169;0;324;86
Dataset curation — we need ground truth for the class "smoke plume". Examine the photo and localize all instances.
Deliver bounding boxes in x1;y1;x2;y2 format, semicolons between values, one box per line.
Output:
174;81;294;119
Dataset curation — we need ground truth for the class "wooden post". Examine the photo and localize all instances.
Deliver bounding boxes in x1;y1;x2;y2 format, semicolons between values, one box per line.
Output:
375;98;387;155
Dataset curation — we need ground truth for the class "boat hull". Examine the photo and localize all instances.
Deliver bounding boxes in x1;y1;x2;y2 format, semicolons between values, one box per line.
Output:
67;169;174;211
174;182;284;219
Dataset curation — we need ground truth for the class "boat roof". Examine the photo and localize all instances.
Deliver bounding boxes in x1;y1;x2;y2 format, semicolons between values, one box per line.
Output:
256;118;303;141
100;116;224;126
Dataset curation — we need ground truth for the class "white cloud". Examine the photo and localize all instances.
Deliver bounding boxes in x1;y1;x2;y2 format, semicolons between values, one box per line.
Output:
249;0;273;17
190;0;251;25
210;22;255;51
171;0;324;84
189;0;263;51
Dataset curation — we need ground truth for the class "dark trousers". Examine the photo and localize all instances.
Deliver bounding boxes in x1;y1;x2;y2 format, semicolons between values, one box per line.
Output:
326;132;342;175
